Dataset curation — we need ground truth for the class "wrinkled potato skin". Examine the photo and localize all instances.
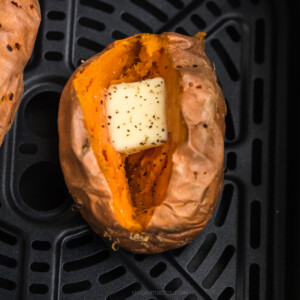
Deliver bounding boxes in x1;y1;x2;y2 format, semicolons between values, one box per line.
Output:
58;33;227;253
0;0;41;145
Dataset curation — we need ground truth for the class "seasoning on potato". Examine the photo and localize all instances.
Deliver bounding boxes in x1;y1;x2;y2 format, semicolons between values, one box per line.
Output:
0;0;41;145
58;33;227;253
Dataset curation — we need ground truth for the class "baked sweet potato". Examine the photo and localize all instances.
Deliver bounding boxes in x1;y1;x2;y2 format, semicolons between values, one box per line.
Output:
58;33;226;253
0;0;41;145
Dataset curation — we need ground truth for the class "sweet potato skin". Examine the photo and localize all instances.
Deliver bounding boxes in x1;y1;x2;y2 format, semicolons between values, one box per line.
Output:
0;0;41;145
58;33;226;253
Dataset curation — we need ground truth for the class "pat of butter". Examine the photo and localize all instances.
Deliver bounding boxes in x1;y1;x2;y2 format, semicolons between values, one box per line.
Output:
106;78;168;154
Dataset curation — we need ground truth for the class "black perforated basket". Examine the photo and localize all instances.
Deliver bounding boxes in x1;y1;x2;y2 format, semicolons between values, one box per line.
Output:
0;0;289;299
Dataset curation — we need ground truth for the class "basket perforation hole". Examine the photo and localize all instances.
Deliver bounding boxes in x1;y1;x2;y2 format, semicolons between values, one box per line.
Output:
255;19;265;64
225;100;236;141
226;152;236;170
131;0;168;22
150;262;167;278
66;233;93;249
227;0;240;8
30;262;50;272
191;14;206;30
218;287;234;300
166;0;184;9
47;11;66;20
249;264;260;300
202;245;235;289
46;31;65;41
63;250;110;272
211;39;240;81
78;17;105;32
134;254;147;261
121;12;153;33
214;184;234;227
0;254;17;268
226;25;241;42
165;278;182;294
20;162;69;211
25;91;60;138
112;30;127;40
29;284;48;294
106;282;141;300
18;143;38;155
0;230;17;245
253;78;264;124
206;1;222;16
77;37;105;53
175;27;189;35
250;201;261;249
62;280;91;294
45;51;63;61
32;241;51;251
80;0;114;13
99;266;126;284
251;139;262;186
187;233;217;273
184;294;197;300
0;277;16;290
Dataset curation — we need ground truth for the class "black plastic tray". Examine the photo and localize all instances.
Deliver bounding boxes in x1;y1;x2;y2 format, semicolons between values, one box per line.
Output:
0;0;288;299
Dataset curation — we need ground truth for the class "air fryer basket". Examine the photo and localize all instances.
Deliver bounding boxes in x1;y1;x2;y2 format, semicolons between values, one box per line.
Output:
0;0;288;299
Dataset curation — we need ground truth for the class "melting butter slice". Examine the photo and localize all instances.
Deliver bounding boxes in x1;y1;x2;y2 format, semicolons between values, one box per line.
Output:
106;77;168;154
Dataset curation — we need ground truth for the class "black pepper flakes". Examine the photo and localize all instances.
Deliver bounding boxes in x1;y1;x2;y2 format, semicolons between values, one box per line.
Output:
100;100;103;104
15;43;20;50
203;123;208;128
196;85;202;89
108;115;112;119
9;92;14;101
30;4;34;9
11;1;20;7
189;82;193;87
102;125;105;128
7;45;13;52
193;64;198;68
176;65;182;68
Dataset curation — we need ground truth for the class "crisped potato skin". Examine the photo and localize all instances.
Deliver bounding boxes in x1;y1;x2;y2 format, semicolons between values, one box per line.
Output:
0;0;41;145
58;33;226;253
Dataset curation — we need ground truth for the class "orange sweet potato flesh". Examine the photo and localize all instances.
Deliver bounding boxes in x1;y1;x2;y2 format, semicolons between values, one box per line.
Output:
59;33;226;253
73;35;187;232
